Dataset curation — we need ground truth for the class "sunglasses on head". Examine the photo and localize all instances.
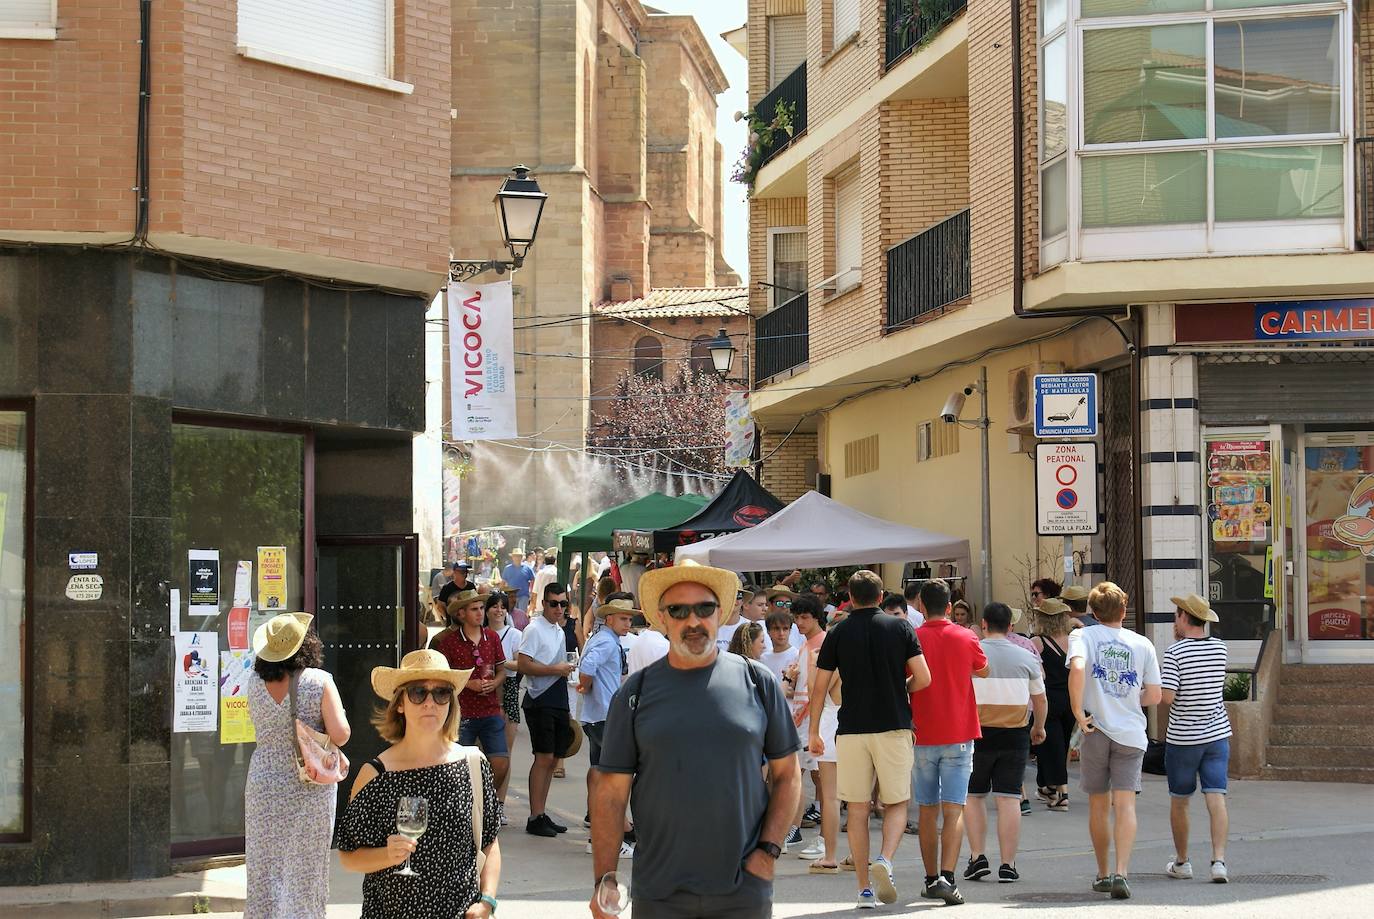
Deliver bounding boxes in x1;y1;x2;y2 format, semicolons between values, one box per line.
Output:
546;599;569;608
404;685;454;705
662;601;720;621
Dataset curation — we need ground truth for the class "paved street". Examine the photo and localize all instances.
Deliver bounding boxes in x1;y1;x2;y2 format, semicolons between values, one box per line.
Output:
166;731;1374;918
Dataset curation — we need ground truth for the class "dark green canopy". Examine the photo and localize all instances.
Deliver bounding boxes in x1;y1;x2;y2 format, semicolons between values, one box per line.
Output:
556;492;708;587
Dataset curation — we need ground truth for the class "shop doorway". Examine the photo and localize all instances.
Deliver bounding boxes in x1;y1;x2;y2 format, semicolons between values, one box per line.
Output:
315;534;420;816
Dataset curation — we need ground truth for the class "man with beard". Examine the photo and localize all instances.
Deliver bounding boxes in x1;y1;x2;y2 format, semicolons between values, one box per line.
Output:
590;561;802;918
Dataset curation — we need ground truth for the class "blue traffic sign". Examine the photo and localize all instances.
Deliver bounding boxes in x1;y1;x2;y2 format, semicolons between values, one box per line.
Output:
1034;373;1098;438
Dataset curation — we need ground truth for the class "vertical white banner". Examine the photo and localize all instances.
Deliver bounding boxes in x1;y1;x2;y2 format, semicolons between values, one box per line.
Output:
723;390;756;467
449;280;517;441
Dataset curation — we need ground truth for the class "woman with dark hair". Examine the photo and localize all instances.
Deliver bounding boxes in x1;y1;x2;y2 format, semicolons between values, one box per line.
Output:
1029;578;1062;609
245;613;351;919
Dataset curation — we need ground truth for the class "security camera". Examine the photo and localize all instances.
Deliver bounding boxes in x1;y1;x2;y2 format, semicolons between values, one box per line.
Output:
940;391;967;423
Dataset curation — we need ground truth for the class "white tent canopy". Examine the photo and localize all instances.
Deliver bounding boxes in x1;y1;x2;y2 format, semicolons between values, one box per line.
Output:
673;490;972;574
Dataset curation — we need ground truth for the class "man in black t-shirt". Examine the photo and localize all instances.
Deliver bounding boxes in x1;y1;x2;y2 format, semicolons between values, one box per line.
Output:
437;560;473;605
810;570;931;909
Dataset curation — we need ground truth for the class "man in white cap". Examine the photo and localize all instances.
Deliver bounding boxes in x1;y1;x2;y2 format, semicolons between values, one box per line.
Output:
589;561;801;918
1162;594;1232;884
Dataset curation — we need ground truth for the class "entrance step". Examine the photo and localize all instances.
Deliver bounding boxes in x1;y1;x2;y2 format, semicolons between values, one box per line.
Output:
1267;744;1374;768
1272;703;1365;726
1277;682;1354;705
1270;723;1374;747
1279;664;1374;685
1260;764;1374;784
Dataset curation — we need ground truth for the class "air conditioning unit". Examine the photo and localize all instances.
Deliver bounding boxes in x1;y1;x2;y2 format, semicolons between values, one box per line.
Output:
1006;361;1064;432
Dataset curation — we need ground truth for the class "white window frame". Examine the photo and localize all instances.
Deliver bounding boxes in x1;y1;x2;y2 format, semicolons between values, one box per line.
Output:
1066;0;1353;262
0;0;56;39
236;0;413;95
767;226;809;310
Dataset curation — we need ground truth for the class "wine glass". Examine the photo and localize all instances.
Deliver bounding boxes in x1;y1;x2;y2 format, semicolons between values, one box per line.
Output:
595;871;628;915
394;796;429;877
566;650;580;685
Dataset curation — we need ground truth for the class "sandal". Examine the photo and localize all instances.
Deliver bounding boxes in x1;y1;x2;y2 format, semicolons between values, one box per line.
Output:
1035;786;1056;803
809;862;841;874
840;854;856;871
1048;792;1069;812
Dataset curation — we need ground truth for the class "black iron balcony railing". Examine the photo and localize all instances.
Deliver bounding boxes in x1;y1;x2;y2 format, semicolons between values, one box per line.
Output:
886;0;968;70
1357;137;1374;250
755;293;809;384
886;209;970;330
754;62;807;168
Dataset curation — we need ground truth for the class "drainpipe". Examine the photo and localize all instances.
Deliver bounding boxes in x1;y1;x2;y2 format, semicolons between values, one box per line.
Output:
1008;0;1144;624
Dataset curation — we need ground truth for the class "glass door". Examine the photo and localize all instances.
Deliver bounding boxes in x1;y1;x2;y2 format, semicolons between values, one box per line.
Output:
1299;432;1374;662
315;535;419;816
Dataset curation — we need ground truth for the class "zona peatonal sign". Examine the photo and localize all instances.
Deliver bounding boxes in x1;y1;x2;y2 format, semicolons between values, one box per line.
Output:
1035;442;1099;536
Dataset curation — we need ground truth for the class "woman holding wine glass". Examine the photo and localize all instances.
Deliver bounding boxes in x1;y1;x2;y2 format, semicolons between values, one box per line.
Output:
337;649;503;918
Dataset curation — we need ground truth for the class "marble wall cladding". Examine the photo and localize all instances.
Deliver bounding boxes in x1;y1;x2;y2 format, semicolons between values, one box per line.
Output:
315;437;415;535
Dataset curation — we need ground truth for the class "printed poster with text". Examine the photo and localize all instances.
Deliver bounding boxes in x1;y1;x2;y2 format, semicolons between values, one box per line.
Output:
220;650;256;744
187;548;221;616
257;546;287;611
173;631;219;733
449;279;517;440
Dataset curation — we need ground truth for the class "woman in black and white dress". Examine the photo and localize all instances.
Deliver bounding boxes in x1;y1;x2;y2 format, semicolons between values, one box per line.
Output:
337;650;502;919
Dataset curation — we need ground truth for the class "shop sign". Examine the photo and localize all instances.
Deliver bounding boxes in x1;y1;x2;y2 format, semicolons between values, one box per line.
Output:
1034;373;1098;438
1255;300;1374;341
65;573;103;601
68;552;98;570
612;530;654;553
1035;442;1099;535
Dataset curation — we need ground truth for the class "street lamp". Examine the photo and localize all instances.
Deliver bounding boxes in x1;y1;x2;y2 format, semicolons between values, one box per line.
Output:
450;165;549;282
707;327;736;376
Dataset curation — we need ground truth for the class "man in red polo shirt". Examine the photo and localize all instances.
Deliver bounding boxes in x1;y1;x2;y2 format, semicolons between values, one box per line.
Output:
910;579;989;906
430;589;509;795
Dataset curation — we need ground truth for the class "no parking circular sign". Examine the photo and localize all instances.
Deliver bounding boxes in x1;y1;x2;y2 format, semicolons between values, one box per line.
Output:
1036;442;1098;535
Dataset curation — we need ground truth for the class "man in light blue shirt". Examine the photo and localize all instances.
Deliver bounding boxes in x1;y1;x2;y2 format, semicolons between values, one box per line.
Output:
501;548;535;611
579;593;636;856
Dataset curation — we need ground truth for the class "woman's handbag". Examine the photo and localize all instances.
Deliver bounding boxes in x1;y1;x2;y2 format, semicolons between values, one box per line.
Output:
465;746;488;872
289;671;350;785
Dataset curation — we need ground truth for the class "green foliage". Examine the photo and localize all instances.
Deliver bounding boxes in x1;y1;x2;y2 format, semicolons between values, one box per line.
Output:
1222;672;1251;702
730;100;797;193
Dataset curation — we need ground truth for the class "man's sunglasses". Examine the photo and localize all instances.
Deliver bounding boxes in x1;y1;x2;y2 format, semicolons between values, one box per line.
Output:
771;599;792;609
546;599;570;608
404;685;454;705
662;601;720;621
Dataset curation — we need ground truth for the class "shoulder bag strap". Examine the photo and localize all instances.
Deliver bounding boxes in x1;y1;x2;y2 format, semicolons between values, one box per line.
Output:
466;747;487;872
288;670;306;764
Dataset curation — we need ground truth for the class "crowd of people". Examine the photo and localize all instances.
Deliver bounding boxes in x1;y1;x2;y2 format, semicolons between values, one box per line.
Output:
236;547;1235;918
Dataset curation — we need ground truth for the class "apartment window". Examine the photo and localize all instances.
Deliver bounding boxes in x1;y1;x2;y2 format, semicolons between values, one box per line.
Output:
633;336;664;382
237;0;413;94
833;0;861;47
0;411;27;840
1064;0;1350;260
845;434;880;477
833;168;863;294
767;227;808;310
1039;0;1069;266
769;15;807;88
0;0;55;38
916;420;960;462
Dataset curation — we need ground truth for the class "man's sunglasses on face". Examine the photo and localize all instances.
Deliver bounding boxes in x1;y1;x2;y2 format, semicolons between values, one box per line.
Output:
546;599;570;608
771;599;792;609
662;601;720;621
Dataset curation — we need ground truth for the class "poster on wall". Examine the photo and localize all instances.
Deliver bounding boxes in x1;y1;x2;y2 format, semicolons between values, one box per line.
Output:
257;546;288;611
448;280;517;441
1304;444;1374;640
219;650;256;744
723;391;756;468
188;549;221;616
233;560;253;605
173;631;219;733
1206;441;1273;543
227;606;250;651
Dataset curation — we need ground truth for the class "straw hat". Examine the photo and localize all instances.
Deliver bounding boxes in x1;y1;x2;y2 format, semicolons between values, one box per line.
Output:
1038;598;1072;616
1060;585;1089;602
253;613;313;663
1170;593;1219;623
638;560;741;633
764;583;800;600
1008;607;1025;626
596;597;640;621
371;649;473;701
448;588;481;607
565;717;584;757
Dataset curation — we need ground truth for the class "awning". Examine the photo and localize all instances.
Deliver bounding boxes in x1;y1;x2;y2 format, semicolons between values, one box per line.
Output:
557;492;708;584
650;469;784;553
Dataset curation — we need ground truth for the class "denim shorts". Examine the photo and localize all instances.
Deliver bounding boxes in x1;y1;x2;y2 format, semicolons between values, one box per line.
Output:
913;742;975;807
459;714;509;758
1165;738;1230;796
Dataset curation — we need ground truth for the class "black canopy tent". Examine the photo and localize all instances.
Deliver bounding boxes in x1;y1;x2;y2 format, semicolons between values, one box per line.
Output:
649;468;784;553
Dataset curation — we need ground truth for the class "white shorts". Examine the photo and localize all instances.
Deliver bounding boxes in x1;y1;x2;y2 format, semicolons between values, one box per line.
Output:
817;706;839;765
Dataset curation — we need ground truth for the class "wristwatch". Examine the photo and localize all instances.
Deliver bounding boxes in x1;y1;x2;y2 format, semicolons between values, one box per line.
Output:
479;893;498;914
755;841;782;860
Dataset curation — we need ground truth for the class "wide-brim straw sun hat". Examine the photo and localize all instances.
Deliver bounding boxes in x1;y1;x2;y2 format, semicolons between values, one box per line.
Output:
1171;593;1219;623
638;560;742;633
596;597;641;620
764;583;800;600
1037;598;1072;616
1060;585;1089;602
448;588;481;606
253;613;314;663
371;649;473;700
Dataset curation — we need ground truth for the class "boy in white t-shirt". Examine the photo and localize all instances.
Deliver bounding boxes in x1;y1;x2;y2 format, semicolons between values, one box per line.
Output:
760;609;800;683
1068;582;1162;902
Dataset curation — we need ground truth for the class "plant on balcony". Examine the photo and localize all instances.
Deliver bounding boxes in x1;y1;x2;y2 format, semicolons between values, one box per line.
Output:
730;100;796;193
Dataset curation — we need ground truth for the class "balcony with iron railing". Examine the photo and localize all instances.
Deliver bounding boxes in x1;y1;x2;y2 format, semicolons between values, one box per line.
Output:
886;209;970;330
753;62;807;169
886;0;968;70
755;292;809;384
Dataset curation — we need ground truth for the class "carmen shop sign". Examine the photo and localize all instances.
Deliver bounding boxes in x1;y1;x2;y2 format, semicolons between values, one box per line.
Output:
1255;300;1374;341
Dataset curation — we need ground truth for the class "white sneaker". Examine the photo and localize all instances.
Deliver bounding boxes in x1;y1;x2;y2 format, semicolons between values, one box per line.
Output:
1210;860;1228;883
619;841;635;860
797;838;826;860
871;856;898;905
1166;859;1193;879
585;839;592;854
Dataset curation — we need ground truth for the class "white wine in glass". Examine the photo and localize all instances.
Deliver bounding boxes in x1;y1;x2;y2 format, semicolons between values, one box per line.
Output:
394;796;429;877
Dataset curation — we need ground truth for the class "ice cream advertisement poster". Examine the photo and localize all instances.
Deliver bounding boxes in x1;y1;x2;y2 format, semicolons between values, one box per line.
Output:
220;650;256;744
1207;441;1272;542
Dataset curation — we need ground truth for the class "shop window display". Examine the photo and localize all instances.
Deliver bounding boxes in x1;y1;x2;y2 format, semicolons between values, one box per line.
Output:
1304;441;1374;641
1204;438;1275;640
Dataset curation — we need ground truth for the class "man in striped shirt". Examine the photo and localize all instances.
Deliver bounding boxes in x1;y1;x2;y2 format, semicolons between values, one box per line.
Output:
1161;593;1233;884
964;602;1047;884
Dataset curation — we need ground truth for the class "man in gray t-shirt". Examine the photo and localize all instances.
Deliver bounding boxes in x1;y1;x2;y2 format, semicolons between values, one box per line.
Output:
590;562;801;918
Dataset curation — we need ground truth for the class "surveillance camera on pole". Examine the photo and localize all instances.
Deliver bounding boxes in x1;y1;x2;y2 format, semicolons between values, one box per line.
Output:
940;385;977;423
